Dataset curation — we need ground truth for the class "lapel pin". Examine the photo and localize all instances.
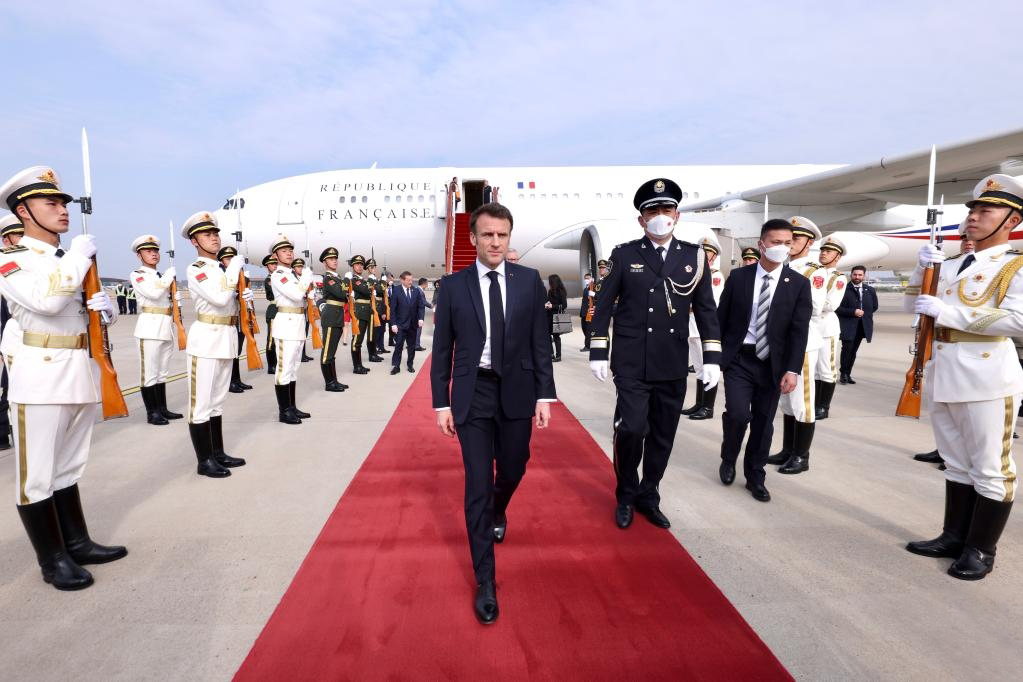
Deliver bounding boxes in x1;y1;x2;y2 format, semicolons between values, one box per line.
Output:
783;277;789;282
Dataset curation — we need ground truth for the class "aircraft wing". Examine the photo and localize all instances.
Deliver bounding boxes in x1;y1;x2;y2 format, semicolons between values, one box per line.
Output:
681;127;1023;210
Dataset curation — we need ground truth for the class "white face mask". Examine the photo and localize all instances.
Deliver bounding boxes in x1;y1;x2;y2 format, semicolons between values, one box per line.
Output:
763;244;789;263
644;214;675;237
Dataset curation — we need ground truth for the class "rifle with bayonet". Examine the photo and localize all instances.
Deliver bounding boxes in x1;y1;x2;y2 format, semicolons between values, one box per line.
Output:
167;219;187;350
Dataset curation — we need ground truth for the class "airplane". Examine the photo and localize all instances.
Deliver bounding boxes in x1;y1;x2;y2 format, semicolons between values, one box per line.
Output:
215;129;1023;292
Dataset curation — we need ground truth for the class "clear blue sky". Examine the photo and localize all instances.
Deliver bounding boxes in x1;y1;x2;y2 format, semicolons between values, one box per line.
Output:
2;1;1020;275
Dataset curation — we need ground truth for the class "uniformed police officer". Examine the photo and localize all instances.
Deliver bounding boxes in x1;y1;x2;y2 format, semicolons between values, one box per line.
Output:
905;174;1023;580
0;214;23;451
125;282;137;314
130;234;184;425
269;236;313;423
814;236;848;419
183;211;249;478
115;281;128;315
217;246;253;394
262;254;278;374
348;254;374;373
317;247;349;392
0;166;126;590
589;178;722;530
682;234;726;420
767;216;825;474
741;247;760;266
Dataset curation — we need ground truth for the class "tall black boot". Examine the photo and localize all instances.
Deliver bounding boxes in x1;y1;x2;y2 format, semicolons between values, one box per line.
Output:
690;385;717;420
276;384;302;424
17;497;93;590
210;415;245;467
779;421;814;474
331;362;349;391
301;342;313;362
767;414;795;465
266;338;277;375
229;359;244;393
290;381;311;419
322;363;344;392
816;381;836;420
906;481;977;558
156;383;183;420
189;422;230;477
949;496;1014;580
141;385;169;425
681;382;704;416
53;484;128;565
352;349;370;374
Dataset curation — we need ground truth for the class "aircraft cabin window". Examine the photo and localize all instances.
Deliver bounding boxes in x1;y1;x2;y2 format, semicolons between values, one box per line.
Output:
617;193;623;199
518;194;525;200
339;196;346;203
682;192;688;199
418;195;425;202
574;193;580;199
694;192;700;198
606;193;612;199
563;193;568;199
407;195;413;203
350;196;356;204
385;196;391;203
395;196;401;203
362;196;368;203
530;194;535;199
550;194;556;201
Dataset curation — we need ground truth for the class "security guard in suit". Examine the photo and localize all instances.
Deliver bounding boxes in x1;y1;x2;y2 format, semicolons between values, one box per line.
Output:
183;211;250;478
269;237;314;424
348;254;374;373
317;247;348;392
217;246;253;394
682;234;726;420
130;234;184;425
262;255;278;374
0;166;126;590
814;236;848;419
905;174;1023;580
768;216;825;475
741;247;759;266
589;178;722;530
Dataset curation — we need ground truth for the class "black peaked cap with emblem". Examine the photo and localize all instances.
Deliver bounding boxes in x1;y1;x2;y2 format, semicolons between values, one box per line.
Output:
633;178;683;211
741;247;759;260
261;255;277;267
292;258;306;267
319;246;339;263
217;246;237;260
350;254;366;266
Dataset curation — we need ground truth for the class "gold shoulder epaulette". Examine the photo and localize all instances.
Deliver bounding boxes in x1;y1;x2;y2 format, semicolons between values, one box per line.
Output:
191;260;205;268
1008;249;1023;256
1;245;27;254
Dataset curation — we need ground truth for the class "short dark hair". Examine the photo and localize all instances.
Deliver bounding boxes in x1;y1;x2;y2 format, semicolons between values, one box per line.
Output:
399;270;412;278
851;265;866;274
761;219;793;238
418;277;428;285
469;202;514;234
584;272;592;278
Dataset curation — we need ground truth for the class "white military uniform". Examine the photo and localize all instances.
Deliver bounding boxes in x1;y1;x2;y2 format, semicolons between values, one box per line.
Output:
688;259;725;379
905;242;1023;502
0;235;105;504
186;255;240;424
271;264;312;385
131;263;176;387
780;254;826;422
816;264;848;384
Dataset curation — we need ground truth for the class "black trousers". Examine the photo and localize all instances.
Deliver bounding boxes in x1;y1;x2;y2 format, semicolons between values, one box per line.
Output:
391;323;417;368
455;371;532;583
611;375;685;507
320;322;342;363
580;317;591;347
0;364;9;437
117;296;127;314
265;318;277;368
840;325;866;375
374;315;386;350
127;298;137;314
720;346;782;486
352;317;370;352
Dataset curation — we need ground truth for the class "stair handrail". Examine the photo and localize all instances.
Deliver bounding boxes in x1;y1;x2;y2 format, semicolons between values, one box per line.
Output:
444;182;456;274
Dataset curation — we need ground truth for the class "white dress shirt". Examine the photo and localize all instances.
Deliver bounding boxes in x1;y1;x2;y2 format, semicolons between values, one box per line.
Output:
743;263;781;345
476;259;507;370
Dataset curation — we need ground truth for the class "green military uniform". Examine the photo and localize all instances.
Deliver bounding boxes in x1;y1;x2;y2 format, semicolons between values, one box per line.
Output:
262;255;278;374
318;247;348;391
348;254;375;373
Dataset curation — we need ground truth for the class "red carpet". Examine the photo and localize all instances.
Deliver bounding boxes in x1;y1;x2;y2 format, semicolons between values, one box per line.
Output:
234;360;791;681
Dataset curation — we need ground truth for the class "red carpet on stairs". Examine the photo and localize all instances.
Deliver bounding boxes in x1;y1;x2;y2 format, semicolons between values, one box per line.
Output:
234;359;791;681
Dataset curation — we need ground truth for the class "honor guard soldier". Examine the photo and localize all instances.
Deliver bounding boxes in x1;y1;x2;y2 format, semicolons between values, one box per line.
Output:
588;178;722;530
682;234;726;420
814;236;847;419
317;247;349;392
217;246;253;393
292;258;315;362
0;214;23;451
905;174;1023;580
0;166;126;590
130;234;184;425
183;211;249;478
767;216;825;474
741;247;760;266
262;254;278;374
367;258;389;358
269;236;314;424
348;254;375;373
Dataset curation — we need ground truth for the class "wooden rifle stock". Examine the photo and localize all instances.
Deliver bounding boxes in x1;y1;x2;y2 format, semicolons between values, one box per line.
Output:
83;261;128;419
307;283;323;349
348;284;360;337
371;288;381;327
896;263;940;418
585;281;596;322
238;273;263;371
169;279;187;351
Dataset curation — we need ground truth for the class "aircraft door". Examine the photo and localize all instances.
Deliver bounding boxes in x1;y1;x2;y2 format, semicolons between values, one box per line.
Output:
278;181;306;225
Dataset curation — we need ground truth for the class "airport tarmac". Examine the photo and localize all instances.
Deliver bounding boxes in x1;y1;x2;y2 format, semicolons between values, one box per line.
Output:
0;293;1019;681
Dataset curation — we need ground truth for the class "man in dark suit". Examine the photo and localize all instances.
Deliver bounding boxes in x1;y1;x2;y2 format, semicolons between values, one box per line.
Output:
431;203;556;625
717;220;811;502
390;270;426;374
588;178;721;530
836;265;878;384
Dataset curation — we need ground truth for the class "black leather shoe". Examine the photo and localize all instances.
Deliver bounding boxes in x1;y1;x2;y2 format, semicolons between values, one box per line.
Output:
279;408;302;425
17;498;94;590
913;450;943;464
719;461;735;486
906;532;964;558
636;505;671;529
214;453;246;468
814;407;827;420
839;373;849;384
689;406;713;420
238;380;253;390
845;375;856;384
415;346;427;352
778;455;808;474
949;547;995;580
229;382;244;394
293;407;311;419
474;581;499;625
745;482;771;502
147;410;170;425
53;485;128;565
407;365;415;373
368;355;383;363
579;346;589;352
156;384;184;420
493;512;507;543
353;365;370;374
301;354;314;362
197;458;231;478
615;503;633;529
390;366;400;375
766;451;790;465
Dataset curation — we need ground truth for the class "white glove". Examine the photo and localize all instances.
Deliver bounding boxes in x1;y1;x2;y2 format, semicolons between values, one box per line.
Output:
307;290;316;300
702;363;721;390
174;291;183;302
161;266;177;284
242;287;254;302
587;290;595;297
917;244;945;268
914;294;946;319
590;360;608;382
87;290;114;315
224;256;243;283
391;324;398;333
69;234;97;260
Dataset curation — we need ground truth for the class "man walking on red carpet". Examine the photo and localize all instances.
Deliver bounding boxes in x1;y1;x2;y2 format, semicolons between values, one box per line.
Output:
431;202;557;625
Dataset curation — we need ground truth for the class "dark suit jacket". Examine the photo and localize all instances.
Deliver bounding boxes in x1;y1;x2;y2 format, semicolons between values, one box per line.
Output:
390;284;425;330
431;262;557;425
717;263;811;384
836;282;878;341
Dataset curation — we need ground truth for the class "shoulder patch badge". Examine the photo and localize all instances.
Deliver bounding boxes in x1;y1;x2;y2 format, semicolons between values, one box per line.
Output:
135;276;144;283
0;261;20;277
836;280;844;289
281;277;289;283
812;275;825;288
195;272;207;282
713;276;722;286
